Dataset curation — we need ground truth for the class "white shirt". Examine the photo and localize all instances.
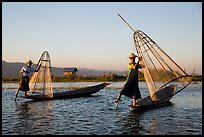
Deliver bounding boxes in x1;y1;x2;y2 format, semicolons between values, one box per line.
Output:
20;65;35;77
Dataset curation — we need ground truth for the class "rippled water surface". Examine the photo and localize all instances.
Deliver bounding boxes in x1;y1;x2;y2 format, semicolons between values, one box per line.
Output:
2;82;202;135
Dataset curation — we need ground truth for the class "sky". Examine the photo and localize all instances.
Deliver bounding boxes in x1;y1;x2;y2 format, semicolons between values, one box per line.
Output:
2;2;202;75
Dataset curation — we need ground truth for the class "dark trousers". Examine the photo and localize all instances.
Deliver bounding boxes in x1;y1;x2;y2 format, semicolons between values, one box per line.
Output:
120;72;142;99
19;76;30;92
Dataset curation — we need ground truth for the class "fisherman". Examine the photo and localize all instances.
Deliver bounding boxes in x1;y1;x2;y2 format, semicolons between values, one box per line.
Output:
115;53;143;107
14;60;38;102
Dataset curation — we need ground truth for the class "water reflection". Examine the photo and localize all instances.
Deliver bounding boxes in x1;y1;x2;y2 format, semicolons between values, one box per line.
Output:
114;110;144;135
123;112;144;135
116;101;175;135
147;116;159;134
2;82;202;135
14;100;54;135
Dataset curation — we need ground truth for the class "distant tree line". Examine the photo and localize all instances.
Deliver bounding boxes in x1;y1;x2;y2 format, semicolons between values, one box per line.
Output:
2;73;202;83
52;72;145;82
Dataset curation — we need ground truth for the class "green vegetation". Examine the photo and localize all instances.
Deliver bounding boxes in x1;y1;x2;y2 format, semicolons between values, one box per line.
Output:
2;77;21;83
52;75;124;82
2;73;202;83
2;73;144;83
191;75;202;81
52;73;145;82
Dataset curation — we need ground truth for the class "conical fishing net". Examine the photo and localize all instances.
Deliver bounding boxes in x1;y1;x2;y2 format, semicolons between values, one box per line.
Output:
133;30;192;101
27;51;53;98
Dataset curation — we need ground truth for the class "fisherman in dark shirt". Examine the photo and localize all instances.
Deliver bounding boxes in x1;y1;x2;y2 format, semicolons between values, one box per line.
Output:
115;53;143;106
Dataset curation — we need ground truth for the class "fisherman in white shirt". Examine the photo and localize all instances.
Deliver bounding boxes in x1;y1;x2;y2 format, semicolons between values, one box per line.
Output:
14;60;38;102
20;61;35;77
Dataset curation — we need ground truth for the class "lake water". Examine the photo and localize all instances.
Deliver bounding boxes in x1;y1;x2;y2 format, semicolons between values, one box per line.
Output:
2;82;202;135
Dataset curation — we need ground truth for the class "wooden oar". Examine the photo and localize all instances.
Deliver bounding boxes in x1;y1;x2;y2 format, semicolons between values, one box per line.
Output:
115;101;119;110
14;87;21;102
115;98;120;110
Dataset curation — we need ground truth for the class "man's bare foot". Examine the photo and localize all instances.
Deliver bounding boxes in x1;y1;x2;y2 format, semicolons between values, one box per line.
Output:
24;92;27;97
132;104;140;107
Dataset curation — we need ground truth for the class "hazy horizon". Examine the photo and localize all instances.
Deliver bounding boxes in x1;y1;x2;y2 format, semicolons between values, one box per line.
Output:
2;59;127;72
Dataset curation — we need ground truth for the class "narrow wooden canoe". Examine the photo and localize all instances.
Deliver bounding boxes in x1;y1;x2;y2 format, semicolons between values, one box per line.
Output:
128;85;177;112
19;82;110;100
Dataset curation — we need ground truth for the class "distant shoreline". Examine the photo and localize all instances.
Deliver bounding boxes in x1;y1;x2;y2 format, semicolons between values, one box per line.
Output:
2;75;202;83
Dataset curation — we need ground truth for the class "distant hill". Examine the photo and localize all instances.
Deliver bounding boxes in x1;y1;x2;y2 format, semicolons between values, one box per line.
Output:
2;60;125;77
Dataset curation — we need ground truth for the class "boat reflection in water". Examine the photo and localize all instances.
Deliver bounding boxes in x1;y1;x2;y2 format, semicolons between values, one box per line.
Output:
14;100;54;135
116;101;174;135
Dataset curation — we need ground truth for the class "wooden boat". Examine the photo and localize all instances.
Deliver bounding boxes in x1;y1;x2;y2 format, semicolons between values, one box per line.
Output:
117;14;192;112
16;51;111;101
19;82;110;100
128;85;176;112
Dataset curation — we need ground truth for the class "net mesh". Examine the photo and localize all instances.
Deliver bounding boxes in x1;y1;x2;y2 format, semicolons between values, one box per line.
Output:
133;30;191;101
27;51;53;98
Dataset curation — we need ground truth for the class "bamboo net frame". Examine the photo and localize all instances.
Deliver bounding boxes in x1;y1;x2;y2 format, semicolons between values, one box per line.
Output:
27;51;53;98
133;30;192;101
